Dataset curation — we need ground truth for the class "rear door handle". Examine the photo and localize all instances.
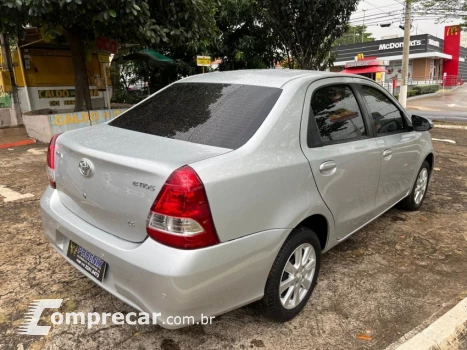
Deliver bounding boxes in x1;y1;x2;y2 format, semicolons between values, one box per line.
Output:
319;161;337;175
382;149;393;160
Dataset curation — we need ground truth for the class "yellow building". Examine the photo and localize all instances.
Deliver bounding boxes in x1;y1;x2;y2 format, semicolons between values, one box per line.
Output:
0;28;111;113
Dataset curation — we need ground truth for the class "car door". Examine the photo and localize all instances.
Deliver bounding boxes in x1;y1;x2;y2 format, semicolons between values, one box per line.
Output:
357;83;423;213
300;79;381;240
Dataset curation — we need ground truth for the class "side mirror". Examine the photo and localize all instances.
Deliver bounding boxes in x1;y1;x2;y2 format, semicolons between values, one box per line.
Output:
412;115;433;131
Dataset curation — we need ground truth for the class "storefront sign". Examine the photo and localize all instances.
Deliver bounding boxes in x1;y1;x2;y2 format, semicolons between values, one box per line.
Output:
98;53;109;63
48;109;128;134
378;40;422;51
345;60;389;68
428;39;440;47
38;89;100;99
96;37;118;54
196;56;211;67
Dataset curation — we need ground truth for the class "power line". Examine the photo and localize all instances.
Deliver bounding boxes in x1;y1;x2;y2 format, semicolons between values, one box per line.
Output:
350;10;404;23
350;10;403;22
352;3;401;15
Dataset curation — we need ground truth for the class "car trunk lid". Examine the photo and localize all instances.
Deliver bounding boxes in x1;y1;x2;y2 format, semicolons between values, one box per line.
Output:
55;124;231;242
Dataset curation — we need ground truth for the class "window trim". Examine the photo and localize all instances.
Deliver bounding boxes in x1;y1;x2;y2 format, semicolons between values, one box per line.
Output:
307;83;372;148
356;83;412;137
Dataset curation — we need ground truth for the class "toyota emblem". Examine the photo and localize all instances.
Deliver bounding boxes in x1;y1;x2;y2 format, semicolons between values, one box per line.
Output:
78;159;93;177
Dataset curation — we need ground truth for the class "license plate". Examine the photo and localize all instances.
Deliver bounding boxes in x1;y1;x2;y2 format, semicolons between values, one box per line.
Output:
66;240;107;282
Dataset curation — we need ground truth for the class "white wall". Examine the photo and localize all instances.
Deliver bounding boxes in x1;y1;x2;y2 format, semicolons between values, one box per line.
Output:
17;86;113;113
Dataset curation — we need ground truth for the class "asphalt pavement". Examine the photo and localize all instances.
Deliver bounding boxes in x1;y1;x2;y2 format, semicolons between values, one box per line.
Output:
406;109;467;122
406;85;467;122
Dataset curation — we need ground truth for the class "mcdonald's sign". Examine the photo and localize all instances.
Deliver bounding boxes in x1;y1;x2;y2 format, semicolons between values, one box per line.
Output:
356;53;365;61
446;25;461;36
443;25;462;85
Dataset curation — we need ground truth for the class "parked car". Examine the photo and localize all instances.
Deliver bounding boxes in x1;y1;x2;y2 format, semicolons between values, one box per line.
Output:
40;70;434;328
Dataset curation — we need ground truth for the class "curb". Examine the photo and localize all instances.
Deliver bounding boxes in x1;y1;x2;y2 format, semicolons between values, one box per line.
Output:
407;92;440;101
387;298;467;350
433;124;467;130
0;139;36;149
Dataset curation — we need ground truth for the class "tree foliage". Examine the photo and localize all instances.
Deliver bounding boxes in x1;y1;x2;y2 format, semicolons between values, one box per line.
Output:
333;25;376;46
210;0;283;70
258;0;359;70
1;1;26;35
1;0;217;111
416;0;467;25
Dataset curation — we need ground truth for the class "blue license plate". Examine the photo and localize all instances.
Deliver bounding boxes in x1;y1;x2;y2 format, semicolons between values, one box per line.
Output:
66;241;107;282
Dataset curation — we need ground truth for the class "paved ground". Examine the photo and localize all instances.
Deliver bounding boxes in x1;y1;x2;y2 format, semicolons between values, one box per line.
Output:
1;128;467;350
0;127;30;145
407;85;467;112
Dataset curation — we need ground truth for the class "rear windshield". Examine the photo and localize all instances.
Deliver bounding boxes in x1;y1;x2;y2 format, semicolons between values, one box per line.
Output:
110;83;282;149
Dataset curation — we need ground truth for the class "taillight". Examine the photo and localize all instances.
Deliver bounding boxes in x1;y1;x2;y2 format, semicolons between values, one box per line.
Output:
46;133;61;189
146;166;219;249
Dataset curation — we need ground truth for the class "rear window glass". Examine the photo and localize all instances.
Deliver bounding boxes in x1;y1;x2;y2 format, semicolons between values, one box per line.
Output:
110;83;282;149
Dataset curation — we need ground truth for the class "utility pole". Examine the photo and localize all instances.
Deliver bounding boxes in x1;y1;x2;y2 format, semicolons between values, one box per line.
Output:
0;33;22;125
399;0;411;108
362;9;366;43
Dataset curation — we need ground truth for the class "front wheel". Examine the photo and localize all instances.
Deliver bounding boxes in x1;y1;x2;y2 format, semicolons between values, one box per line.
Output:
398;160;430;211
258;227;321;322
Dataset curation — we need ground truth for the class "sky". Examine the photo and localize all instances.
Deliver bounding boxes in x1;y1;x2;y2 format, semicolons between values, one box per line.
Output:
349;0;462;40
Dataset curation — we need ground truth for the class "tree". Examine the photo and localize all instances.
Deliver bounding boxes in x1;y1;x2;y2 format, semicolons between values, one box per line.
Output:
6;0;159;111
210;0;283;70
416;0;467;25
0;1;26;35
1;0;218;112
333;25;376;46
109;0;217;104
258;0;359;70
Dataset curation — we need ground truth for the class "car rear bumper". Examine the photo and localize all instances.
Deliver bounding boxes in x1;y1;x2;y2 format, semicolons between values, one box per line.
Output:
40;187;289;328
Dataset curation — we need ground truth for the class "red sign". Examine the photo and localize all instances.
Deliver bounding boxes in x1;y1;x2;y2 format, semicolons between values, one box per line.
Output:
96;37;118;54
442;25;461;86
345;59;386;68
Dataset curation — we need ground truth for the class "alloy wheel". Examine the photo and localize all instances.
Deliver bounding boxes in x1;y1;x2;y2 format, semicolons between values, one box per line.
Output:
414;168;428;205
279;243;316;310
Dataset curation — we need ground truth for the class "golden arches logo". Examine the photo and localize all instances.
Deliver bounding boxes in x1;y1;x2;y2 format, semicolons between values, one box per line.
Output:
356;53;364;61
446;26;461;36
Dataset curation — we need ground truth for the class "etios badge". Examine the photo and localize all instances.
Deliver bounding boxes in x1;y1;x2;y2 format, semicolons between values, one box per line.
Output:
78;159;93;177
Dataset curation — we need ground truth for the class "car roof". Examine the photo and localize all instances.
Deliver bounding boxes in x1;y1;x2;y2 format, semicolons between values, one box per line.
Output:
178;69;359;88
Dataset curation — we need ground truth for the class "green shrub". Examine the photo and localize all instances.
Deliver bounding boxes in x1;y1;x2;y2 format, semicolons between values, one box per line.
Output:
412;85;440;95
407;89;418;97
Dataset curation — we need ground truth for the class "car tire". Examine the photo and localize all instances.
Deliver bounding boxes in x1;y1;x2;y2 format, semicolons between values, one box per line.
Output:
398;160;431;211
258;227;321;322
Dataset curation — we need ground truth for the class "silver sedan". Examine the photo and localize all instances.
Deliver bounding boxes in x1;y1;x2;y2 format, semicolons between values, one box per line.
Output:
40;70;434;328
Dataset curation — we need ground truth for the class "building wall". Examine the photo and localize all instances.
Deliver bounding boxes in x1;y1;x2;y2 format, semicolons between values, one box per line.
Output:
8;48;111;112
461;34;467;48
459;47;467;78
412;58;427;79
11;49;110;88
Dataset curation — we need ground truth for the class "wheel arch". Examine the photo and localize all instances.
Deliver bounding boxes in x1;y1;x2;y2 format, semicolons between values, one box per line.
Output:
425;152;434;171
294;214;329;251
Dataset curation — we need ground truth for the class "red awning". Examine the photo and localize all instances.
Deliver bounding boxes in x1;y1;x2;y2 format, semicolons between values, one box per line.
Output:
341;66;387;74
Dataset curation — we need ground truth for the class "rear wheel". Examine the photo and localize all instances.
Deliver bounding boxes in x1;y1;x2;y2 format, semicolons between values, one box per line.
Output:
259;227;321;321
398;160;430;211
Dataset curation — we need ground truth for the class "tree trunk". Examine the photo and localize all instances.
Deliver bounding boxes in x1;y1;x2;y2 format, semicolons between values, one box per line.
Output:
0;33;22;124
110;55;121;91
66;31;92;112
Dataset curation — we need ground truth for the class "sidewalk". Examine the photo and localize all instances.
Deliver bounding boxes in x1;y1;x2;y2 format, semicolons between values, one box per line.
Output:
0;126;35;149
408;85;467;112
